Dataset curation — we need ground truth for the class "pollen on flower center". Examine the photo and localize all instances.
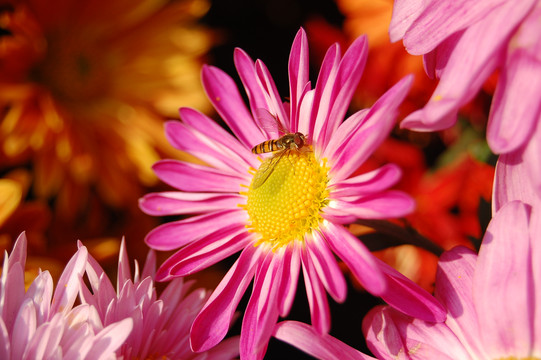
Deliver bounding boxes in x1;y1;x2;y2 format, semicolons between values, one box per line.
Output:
242;147;329;249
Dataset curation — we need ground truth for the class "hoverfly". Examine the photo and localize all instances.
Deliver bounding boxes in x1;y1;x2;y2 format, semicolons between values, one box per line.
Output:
251;108;308;189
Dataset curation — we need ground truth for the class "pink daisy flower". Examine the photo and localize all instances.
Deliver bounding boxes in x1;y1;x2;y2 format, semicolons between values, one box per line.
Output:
390;0;541;155
363;200;541;359
0;232;132;359
140;28;445;359
78;239;240;360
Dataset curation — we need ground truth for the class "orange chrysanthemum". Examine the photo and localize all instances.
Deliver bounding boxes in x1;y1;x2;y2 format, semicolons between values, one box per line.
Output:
0;0;212;217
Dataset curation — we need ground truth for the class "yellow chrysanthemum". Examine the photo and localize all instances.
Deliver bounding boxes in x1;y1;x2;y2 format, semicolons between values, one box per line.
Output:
0;0;212;216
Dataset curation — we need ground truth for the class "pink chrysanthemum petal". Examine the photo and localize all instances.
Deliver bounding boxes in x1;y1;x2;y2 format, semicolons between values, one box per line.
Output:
191;245;263;352
322;222;385;294
389;0;430;42
274;321;375;360
140;191;244;216
202;65;265;149
50;246;87;316
234;48;270;121
145;209;247;251
325;75;412;180
90;318;133;360
474;201;534;358
277;243;301;317
255;59;290;127
301;245;331;335
12;298;36;359
376;258;446;323
435;246;489;358
493;150;539;212
153;159;248;193
288;28;310;130
401;0;510;55
487;7;541;154
331;190;415;219
307;231;347;303
179;107;258;169
400;0;532;132
317;34;368;151
240;251;282;360
363;306;465;360
160;229;252;279
164;120;252;175
331;164;402;197
24;271;53;325
309;43;341;145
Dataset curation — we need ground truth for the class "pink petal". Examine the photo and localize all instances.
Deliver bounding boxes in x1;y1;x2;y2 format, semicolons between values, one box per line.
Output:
402;0;512;55
288;28;310;130
326;75;412;180
435;246;489;358
190;245;263;352
401;0;533;132
240;251;281;360
255;59;290;129
330;164;402;196
117;239;131;291
145;209;247;251
51;246;88;316
487;6;541;154
24;271;53;325
376;258;447;323
307;232;347;303
330;190;415;219
388;0;429;42
234;48;272;125
277;243;301;317
178;107;258;169
164;120;251;174
309;43;340;145
12;298;36;359
475;201;534;358
301;246;331;334
363;306;464;360
493;148;541;212
323;222;385;294
159;228;252;279
274;321;373;360
90;318;133;360
318;34;368;150
0;320;9;360
139;191;244;216
152;159;248;193
202;65;264;149
8;232;27;271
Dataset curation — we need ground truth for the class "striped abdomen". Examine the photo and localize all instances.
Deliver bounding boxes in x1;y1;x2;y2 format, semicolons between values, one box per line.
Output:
251;139;284;154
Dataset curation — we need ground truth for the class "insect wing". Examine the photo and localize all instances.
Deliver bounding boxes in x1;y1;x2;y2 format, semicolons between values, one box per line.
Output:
254;108;288;138
252;149;288;189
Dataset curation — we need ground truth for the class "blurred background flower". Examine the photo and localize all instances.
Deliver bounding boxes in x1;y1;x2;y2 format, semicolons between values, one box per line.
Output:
0;0;213;264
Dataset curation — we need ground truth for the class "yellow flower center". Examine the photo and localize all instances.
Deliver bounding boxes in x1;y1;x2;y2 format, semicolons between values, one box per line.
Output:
243;147;329;249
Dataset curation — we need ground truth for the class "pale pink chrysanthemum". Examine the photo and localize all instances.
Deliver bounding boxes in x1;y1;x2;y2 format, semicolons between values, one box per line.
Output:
140;28;445;359
391;0;541;147
78;239;239;360
0;232;133;359
363;200;541;359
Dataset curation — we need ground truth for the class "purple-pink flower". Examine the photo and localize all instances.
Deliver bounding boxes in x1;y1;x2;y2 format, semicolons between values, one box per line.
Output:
140;28;445;359
391;0;541;155
0;233;132;359
363;200;541;359
78;239;240;360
